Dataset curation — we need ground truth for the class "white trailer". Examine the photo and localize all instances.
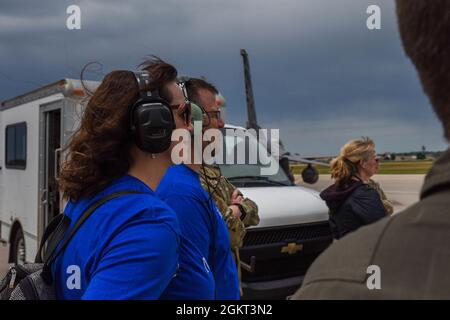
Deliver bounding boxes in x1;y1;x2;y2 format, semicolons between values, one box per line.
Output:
0;79;98;263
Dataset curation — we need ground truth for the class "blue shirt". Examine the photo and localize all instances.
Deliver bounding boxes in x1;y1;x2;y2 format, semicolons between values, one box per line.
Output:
157;164;240;300
52;174;180;300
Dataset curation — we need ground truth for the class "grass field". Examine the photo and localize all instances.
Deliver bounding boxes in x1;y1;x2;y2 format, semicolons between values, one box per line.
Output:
290;160;433;175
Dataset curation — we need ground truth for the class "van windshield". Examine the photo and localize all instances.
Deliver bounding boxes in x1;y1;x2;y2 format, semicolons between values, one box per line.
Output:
216;128;292;187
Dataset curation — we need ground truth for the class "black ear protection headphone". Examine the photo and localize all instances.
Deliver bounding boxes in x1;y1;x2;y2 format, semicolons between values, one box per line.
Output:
129;71;176;154
177;76;210;129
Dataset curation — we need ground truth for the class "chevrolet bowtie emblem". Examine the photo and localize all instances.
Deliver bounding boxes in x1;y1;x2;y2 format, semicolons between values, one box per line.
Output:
281;243;303;255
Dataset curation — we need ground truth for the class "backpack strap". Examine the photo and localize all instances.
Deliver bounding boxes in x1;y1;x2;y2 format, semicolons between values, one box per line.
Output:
38;215;72;264
35;214;70;263
41;190;144;284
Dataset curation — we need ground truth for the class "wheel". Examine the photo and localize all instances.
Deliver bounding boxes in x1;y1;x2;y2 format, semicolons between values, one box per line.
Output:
11;228;26;265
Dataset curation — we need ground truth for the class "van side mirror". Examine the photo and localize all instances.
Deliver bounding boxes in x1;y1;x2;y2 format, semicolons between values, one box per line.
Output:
301;164;319;184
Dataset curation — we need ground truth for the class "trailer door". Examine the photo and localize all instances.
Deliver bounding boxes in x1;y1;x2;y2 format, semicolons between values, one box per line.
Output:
38;102;62;241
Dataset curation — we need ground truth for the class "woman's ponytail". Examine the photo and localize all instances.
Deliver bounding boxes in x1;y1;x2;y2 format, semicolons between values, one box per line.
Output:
331;155;355;185
330;137;375;186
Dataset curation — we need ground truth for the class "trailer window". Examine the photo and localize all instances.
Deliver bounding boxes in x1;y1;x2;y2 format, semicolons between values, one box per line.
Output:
5;122;27;170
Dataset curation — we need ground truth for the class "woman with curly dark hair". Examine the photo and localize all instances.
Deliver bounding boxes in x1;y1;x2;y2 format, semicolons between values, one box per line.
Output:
52;57;192;299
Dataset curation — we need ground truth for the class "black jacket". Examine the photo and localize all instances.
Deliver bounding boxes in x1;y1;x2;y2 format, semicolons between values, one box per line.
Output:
320;179;387;239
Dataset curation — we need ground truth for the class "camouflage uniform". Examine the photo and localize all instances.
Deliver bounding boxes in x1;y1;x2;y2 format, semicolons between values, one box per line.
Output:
200;165;259;293
368;179;394;215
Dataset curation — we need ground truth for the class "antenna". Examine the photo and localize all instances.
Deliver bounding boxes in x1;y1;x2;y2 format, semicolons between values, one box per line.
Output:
240;49;259;130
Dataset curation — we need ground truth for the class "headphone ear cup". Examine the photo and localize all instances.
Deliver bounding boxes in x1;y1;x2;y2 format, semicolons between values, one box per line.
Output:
130;71;176;154
190;102;211;130
131;100;175;153
190;102;204;127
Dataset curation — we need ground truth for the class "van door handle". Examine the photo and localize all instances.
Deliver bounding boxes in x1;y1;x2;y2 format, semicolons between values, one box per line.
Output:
240;256;256;273
41;189;48;204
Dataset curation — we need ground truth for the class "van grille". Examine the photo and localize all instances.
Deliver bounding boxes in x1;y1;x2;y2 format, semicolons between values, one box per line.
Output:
240;222;333;285
243;222;331;247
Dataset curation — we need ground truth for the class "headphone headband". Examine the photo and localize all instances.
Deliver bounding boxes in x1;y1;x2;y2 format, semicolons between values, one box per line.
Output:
134;71;161;100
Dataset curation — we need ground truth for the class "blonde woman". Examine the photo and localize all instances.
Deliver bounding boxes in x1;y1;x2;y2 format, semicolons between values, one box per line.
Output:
320;137;388;239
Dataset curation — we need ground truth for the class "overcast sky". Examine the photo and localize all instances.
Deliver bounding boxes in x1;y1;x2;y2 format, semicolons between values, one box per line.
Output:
1;0;448;156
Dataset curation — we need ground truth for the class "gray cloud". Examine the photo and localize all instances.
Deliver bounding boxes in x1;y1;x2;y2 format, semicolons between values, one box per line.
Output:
0;0;447;154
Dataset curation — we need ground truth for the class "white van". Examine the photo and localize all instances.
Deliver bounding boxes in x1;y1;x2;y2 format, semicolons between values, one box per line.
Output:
218;126;331;299
0;79;332;299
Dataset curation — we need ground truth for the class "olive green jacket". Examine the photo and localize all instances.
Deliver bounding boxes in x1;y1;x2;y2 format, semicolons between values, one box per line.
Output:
293;148;450;299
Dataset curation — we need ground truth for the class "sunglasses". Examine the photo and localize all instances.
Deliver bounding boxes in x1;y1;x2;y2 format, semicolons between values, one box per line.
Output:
170;101;192;125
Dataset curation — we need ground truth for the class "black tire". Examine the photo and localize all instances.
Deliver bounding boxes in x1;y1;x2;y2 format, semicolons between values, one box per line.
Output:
11;228;26;265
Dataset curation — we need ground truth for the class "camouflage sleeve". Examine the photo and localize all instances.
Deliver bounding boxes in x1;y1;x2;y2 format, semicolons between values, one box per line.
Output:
239;198;260;227
382;200;394;215
368;179;394;215
377;186;394;215
221;176;260;227
223;207;246;249
200;165;260;245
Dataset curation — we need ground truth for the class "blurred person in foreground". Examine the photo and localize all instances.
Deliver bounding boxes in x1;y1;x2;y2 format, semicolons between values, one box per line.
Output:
293;0;450;299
